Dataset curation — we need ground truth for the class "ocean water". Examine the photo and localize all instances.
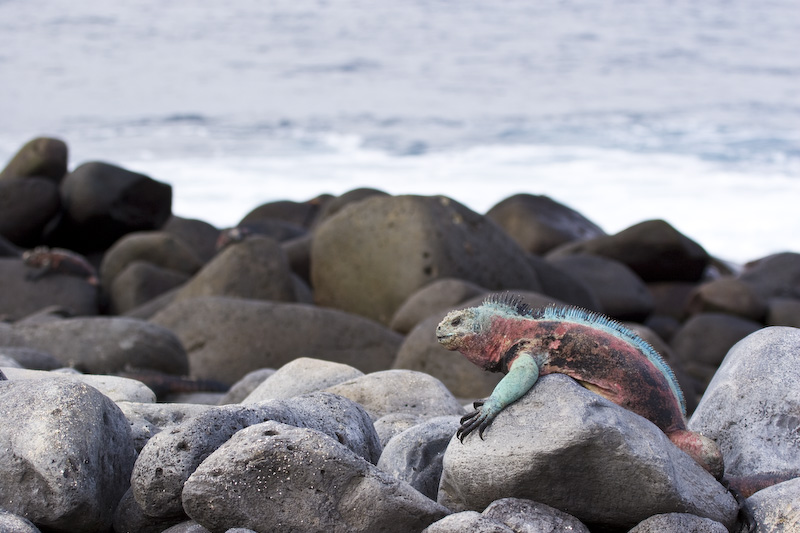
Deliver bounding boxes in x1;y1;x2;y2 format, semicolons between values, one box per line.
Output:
1;0;798;263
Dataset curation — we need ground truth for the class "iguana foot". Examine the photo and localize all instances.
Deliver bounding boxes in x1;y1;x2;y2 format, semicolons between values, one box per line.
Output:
458;399;501;441
723;479;756;533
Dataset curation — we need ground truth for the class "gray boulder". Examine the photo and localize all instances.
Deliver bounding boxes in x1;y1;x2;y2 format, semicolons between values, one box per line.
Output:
482;498;590;533
182;421;449;533
546;254;653;321
217;368;276;405
242;357;363;403
131;392;381;519
689;327;800;478
311;194;541;324
374;413;426;447
172;235;296;304
116;401;214;452
100;231;203;289
377;415;461;499
161;521;213;533
437;374;737;531
1;367;156;403
112;488;184;533
628;513;728;532
0;258;99;320
150;297;401;385
0;316;188;375
389;278;486;334
746;477;800;532
422;511;514;533
109;261;190;314
0;346;65;370
325;369;465;420
161;215;220;263
0;510;42;533
485;193;605;254
0;380;136;533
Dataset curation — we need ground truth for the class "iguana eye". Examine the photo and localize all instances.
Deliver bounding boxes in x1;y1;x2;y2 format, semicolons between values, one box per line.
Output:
451;317;462;326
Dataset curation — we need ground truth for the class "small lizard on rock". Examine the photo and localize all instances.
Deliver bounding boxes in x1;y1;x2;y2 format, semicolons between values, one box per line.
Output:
22;246;99;286
436;293;723;479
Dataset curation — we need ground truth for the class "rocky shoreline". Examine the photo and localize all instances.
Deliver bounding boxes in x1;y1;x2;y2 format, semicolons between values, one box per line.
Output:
1;137;799;532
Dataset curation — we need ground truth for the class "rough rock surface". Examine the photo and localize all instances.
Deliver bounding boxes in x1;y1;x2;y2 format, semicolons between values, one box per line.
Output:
377;415;461;499
482;498;591;533
627;513;728;532
422;511;514;533
0;510;42;533
746;477;800;532
311;194;541;324
182;421;449;533
689;327;800;478
437;375;737;530
242;357;364;403
217;368;276;405
116;401;214;452
0;380;137;533
132;392;381;519
150;297;401;385
324;369;465;420
1;367;156;403
0;316;188;375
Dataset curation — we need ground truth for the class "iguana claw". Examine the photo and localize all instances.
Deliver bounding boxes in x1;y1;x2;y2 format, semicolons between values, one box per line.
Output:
458;400;498;441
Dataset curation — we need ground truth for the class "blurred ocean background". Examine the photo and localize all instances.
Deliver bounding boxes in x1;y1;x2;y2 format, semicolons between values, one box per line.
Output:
0;0;798;263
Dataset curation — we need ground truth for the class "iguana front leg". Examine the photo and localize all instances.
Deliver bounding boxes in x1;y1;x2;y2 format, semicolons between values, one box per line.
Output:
458;351;541;441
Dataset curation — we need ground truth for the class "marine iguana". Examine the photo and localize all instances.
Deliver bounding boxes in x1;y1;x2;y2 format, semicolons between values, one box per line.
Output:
435;293;723;479
22;246;99;286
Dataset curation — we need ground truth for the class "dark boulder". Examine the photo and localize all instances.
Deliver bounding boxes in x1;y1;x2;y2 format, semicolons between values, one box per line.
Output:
547;219;710;282
0;177;61;247
0;137;68;183
49;162;172;252
485;194;605;254
547;254;653;321
161;215;220;263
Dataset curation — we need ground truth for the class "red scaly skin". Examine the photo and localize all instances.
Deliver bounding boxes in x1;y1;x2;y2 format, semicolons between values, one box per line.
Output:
482;315;686;435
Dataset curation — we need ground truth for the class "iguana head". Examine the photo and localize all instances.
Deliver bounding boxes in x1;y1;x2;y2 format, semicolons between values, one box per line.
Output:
436;308;483;350
437;293;535;370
